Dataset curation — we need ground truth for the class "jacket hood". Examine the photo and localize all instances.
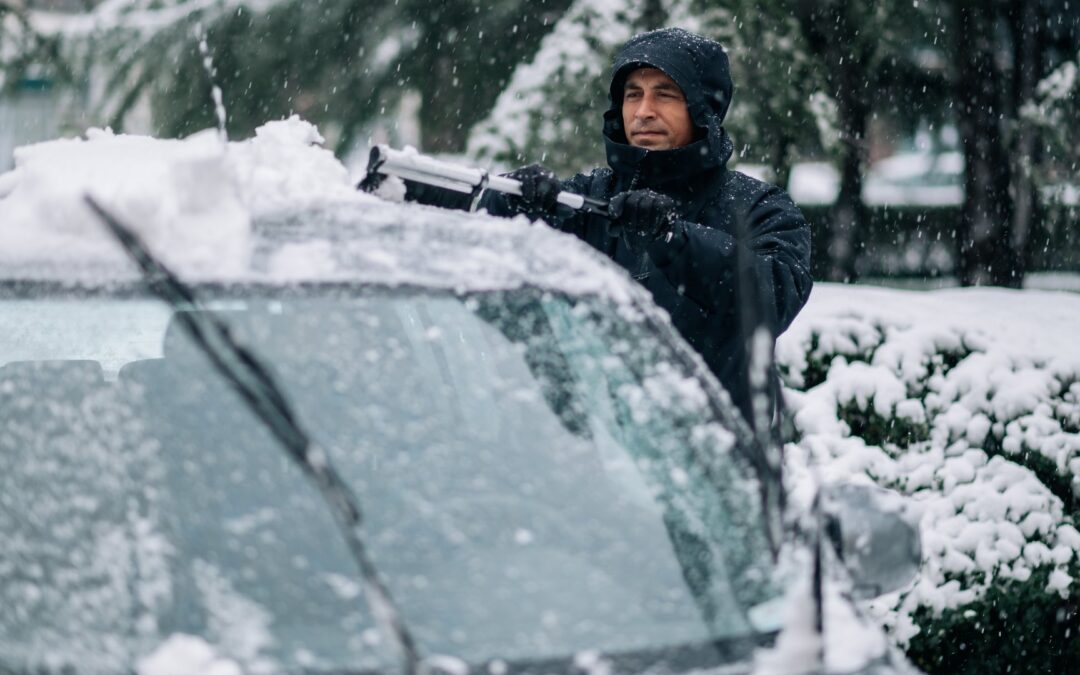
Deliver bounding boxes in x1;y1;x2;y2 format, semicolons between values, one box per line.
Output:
603;28;734;187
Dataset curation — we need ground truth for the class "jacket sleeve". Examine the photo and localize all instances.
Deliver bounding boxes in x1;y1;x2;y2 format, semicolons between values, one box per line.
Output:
646;183;813;335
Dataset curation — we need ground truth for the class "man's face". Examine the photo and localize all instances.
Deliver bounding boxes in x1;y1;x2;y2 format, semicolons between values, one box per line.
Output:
621;67;695;150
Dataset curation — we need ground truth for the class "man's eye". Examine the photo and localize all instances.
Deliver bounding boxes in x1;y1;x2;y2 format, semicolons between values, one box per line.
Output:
625;91;641;100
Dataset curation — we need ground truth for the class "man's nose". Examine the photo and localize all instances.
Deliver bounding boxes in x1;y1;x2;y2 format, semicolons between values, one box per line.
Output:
635;94;657;119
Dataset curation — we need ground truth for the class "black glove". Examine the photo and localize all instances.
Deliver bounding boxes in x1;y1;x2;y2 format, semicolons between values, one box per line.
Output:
607;189;679;242
506;164;561;218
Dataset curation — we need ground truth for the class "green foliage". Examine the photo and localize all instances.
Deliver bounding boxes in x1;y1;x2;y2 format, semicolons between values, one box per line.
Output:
787;324;883;391
1023;51;1080;241
692;0;827;185
785;314;1080;674
837;400;929;450
983;419;1080;519
786;332;828;390
1024;53;1080;179
906;564;1080;675
0;4;69;93
466;0;648;175
26;0;570;153
466;0;836;178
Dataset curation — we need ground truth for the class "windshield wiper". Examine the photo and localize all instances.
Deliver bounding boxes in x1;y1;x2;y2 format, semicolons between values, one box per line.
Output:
85;195;420;675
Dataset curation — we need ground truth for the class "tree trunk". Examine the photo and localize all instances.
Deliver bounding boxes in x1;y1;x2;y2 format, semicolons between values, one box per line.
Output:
419;51;469;153
792;1;872;282
952;2;1021;287
641;0;666;30
770;132;793;197
1008;0;1040;286
828;78;869;283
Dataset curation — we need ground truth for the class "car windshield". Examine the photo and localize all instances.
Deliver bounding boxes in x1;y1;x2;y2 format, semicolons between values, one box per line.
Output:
0;282;778;674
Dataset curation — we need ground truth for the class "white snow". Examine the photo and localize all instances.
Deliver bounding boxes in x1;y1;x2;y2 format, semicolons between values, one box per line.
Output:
781;284;1080;365
466;0;643;166
4;111;1080;670
0;118;655;313
29;0;286;38
752;551;889;675
136;634;242;675
0;116;355;276
786;162;839;205
1035;58;1077;102
778;282;1080;647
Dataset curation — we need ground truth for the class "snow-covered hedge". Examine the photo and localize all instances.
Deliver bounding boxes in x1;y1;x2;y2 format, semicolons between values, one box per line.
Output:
778;284;1080;673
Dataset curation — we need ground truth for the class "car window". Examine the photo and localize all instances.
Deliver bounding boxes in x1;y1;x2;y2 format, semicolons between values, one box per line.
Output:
0;297;170;375
0;285;776;673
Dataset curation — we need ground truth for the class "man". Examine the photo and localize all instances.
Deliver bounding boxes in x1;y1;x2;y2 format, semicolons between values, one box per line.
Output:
409;28;813;426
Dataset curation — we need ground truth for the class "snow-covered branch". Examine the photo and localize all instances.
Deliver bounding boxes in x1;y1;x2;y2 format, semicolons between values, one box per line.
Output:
28;0;283;38
465;0;649;172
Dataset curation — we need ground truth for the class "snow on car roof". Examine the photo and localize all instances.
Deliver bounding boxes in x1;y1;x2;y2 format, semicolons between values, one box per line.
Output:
0;117;642;307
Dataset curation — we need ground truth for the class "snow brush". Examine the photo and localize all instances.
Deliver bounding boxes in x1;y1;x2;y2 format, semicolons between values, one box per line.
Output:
360;145;610;217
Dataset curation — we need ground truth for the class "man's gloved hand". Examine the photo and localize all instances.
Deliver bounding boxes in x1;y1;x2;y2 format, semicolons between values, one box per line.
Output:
607;189;679;242
506;164;561;218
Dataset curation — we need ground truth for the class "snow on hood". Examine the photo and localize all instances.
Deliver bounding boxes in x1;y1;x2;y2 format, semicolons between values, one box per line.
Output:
0;116;356;277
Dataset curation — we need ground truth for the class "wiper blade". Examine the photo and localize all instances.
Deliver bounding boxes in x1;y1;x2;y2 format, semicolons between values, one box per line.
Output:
85;195;420;675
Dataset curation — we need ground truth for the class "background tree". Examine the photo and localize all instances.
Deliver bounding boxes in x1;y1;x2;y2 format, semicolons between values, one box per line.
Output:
923;0;1079;287
694;0;825;191
466;0;830;180
12;0;1080;283
785;0;925;282
1;1;70;92
22;0;570;153
1023;48;1079;237
466;0;660;175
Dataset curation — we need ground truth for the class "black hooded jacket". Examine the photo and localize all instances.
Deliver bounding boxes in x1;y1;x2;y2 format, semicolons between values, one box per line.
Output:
414;28;813;421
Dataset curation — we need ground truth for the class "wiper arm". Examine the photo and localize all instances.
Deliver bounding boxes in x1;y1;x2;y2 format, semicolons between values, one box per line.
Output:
85;195;420;675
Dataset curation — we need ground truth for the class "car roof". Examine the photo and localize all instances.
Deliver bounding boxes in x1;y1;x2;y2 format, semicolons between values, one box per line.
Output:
251;198;648;303
2;194;646;307
0;119;639;308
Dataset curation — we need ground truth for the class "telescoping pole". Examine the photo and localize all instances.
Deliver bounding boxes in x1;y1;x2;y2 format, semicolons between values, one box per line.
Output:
362;145;609;217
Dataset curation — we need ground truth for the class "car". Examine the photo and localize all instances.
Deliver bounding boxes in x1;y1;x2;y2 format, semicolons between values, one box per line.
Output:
0;123;922;675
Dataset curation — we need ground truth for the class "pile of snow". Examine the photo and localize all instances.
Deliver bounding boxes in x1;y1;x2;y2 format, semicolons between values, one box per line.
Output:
0;116;360;275
136;634;242;675
0;117;646;308
778;283;1080;645
753;558;889;675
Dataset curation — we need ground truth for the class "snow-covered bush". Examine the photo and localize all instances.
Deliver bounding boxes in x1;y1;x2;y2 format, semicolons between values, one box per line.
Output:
778;285;1080;674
